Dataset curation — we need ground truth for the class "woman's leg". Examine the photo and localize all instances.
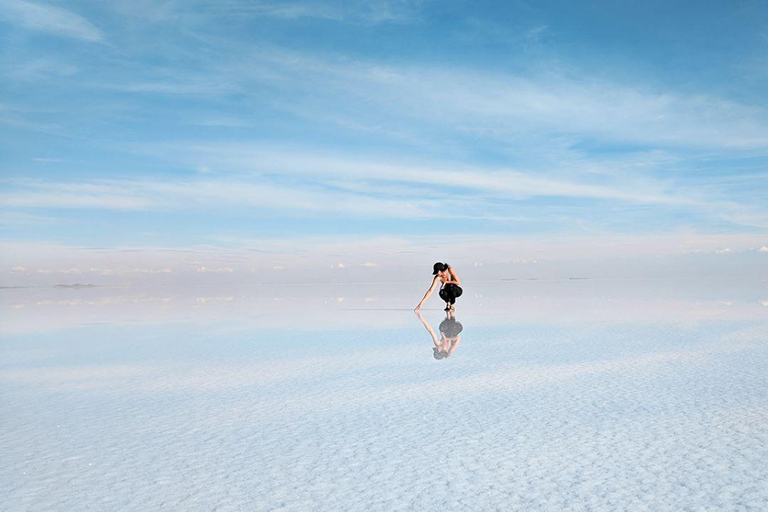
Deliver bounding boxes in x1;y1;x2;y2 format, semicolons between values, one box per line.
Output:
438;288;451;310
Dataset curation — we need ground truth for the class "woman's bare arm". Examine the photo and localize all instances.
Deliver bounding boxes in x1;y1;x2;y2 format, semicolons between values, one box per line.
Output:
445;267;461;286
415;312;440;345
414;276;440;310
447;335;461;355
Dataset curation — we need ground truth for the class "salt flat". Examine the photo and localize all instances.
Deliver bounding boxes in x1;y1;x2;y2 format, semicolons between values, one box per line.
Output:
1;279;767;511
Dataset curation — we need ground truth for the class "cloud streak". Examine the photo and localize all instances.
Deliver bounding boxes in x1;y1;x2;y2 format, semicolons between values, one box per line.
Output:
1;0;104;42
0;178;443;218
197;0;422;24
206;48;768;151
4;139;767;232
173;145;688;204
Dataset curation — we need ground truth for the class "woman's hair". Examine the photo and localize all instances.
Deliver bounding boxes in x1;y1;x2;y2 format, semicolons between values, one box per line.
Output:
432;262;449;275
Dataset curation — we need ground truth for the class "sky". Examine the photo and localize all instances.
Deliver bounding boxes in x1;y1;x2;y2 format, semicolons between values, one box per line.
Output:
1;0;767;285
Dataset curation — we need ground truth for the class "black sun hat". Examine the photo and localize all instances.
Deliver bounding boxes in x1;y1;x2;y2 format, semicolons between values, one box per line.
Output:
432;262;449;275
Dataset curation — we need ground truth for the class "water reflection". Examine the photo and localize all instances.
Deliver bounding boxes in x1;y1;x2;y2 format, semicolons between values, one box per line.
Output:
416;311;463;360
3;282;768;512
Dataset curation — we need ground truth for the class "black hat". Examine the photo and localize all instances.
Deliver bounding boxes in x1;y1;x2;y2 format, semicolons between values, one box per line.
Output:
432;262;448;275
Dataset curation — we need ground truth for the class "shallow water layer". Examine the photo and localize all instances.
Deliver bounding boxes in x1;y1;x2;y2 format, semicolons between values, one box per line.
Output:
2;280;767;511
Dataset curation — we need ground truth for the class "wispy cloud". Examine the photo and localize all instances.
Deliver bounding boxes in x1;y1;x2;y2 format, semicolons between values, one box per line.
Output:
203;0;423;24
0;185;153;210
209;48;768;151
126;143;693;206
3;58;79;80
1;0;104;42
97;80;237;96
0;210;63;227
4;139;767;232
0;178;444;218
118;142;766;230
76;44;768;150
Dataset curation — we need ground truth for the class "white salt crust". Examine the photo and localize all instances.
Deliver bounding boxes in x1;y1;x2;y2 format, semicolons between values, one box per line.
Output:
1;286;767;511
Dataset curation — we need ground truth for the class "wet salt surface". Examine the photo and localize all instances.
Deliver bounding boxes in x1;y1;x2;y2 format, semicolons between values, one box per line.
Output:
1;280;767;511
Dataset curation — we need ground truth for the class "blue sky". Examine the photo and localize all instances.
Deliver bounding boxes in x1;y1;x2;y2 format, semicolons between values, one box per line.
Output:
1;0;767;283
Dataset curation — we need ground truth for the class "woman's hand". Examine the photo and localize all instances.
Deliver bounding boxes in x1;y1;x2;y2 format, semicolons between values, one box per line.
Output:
416;276;440;312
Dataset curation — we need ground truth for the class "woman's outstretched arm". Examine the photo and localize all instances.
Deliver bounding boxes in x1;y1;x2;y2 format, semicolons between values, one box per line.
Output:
414;276;440;311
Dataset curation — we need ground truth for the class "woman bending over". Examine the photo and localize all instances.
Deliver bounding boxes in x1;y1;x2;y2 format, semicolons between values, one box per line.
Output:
414;262;463;312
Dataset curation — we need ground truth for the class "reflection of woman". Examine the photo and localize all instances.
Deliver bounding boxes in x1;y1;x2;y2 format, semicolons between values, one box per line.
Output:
416;311;463;360
414;262;463;312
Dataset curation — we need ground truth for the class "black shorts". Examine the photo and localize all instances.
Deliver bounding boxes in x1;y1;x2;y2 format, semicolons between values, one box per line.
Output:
439;283;463;304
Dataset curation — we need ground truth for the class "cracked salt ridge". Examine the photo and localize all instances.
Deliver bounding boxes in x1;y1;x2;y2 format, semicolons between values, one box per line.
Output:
2;285;768;511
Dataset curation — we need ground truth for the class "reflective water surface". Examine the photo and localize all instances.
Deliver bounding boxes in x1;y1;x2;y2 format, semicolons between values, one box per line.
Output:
2;279;767;511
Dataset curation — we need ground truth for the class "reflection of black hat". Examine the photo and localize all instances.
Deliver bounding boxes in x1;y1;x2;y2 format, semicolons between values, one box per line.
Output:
433;347;448;360
432;262;448;275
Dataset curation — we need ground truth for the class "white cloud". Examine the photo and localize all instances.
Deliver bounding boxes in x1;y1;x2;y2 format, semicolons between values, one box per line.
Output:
102;80;236;96
525;24;549;39
2;178;442;218
0;188;153;210
758;245;768;253
496;258;538;264
227;48;768;150
196;296;233;303
209;0;421;24
334;263;347;269
6;59;79;81
715;248;734;254
360;262;379;267
107;144;699;214
196;266;234;273
1;0;104;42
86;45;768;154
225;2;346;21
0;210;62;227
98;268;173;275
33;267;84;274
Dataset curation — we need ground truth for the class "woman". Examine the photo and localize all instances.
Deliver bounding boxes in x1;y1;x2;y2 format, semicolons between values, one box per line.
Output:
414;262;463;311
